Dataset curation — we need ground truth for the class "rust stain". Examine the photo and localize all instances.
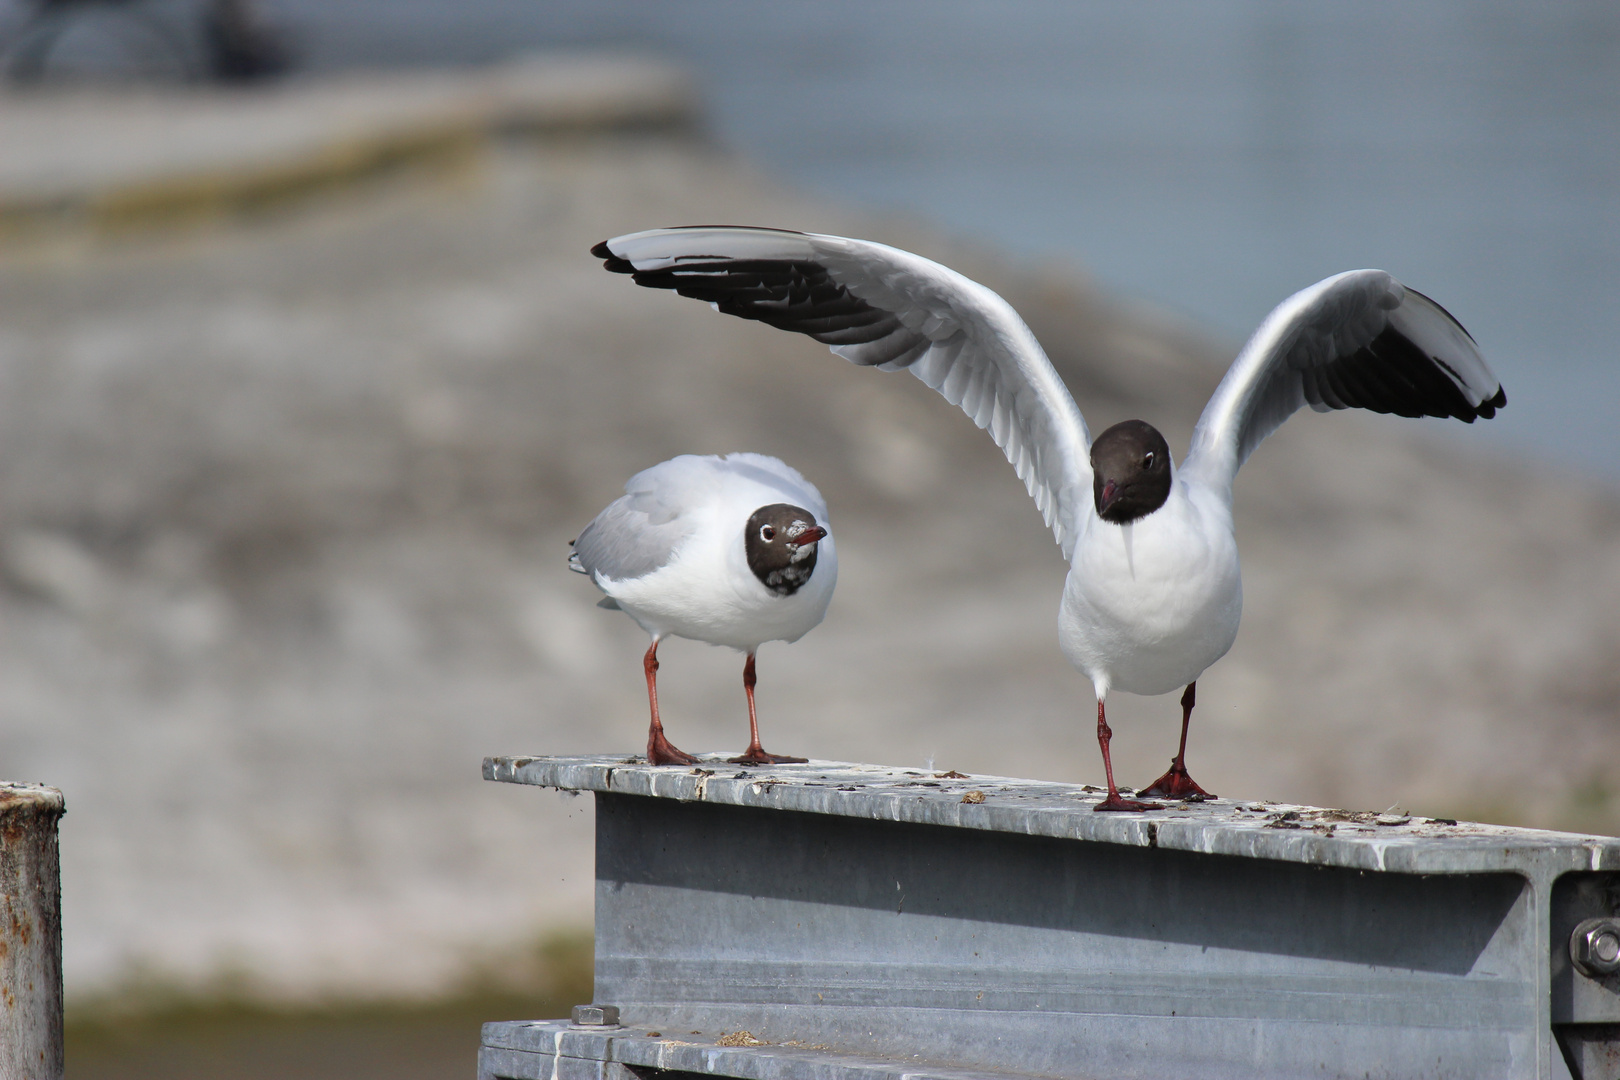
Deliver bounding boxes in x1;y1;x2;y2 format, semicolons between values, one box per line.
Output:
7;908;30;948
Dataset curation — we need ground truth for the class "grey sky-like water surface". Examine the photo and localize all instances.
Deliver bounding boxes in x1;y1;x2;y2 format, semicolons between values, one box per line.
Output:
273;0;1620;484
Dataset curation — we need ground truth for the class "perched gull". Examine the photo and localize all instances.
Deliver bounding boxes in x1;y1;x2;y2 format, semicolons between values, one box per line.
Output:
570;452;836;766
592;227;1506;810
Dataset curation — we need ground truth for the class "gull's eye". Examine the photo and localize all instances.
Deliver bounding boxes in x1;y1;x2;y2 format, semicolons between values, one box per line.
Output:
760;525;777;541
1142;451;1155;469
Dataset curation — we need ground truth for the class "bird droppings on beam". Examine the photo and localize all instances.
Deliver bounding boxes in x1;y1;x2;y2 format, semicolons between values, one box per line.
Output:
483;754;1620;877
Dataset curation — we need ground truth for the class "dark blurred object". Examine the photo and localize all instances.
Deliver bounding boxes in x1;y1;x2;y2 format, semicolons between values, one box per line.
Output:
2;0;290;84
3;0;193;83
201;0;287;82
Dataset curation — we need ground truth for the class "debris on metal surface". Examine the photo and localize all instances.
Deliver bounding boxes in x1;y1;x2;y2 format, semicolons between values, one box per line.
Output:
484;754;1620;877
482;755;1620;1080
482;1020;1023;1080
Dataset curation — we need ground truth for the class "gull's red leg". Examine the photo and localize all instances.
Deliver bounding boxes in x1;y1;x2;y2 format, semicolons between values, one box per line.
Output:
728;652;807;766
1094;698;1163;812
643;638;698;766
1141;682;1215;800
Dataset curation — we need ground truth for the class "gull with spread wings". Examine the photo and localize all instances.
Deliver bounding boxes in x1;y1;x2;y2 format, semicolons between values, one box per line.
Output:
592;227;1504;811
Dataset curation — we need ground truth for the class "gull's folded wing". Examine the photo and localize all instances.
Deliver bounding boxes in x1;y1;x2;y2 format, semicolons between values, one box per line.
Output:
571;458;710;584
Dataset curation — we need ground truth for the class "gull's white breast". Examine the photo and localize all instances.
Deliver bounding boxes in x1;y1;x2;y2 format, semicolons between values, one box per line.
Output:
600;492;837;652
1058;477;1242;698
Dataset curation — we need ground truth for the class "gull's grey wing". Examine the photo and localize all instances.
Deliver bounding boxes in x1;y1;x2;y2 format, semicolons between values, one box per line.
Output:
593;226;1093;559
571;462;702;584
571;497;688;583
1182;269;1506;492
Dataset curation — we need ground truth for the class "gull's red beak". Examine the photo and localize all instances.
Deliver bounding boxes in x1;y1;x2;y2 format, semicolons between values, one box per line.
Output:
791;525;827;547
1098;479;1119;514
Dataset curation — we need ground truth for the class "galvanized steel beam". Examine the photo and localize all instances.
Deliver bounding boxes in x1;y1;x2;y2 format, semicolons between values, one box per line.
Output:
484;756;1620;1080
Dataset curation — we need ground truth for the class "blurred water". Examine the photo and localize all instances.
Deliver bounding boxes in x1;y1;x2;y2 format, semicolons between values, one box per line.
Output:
274;0;1620;483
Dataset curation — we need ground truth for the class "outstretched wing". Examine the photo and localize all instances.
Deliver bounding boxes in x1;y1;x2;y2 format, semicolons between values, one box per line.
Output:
593;226;1093;558
1183;269;1505;492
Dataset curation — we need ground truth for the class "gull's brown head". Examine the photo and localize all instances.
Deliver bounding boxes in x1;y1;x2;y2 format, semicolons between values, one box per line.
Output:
745;503;825;595
1090;420;1172;525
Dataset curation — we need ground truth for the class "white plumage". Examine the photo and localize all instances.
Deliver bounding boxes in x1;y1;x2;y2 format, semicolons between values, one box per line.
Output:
572;453;836;765
594;227;1504;809
1060;472;1240;699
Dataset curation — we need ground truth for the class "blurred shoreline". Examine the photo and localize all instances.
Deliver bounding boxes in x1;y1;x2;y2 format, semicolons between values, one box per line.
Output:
0;53;1615;1033
234;1;1620;491
0;52;695;244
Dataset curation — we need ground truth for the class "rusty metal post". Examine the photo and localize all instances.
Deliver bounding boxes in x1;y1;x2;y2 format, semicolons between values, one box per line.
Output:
0;783;64;1080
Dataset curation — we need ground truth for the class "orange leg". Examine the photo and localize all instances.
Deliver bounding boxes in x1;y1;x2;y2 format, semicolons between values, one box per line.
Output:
1140;682;1215;800
728;652;807;766
1093;698;1163;812
643;639;697;766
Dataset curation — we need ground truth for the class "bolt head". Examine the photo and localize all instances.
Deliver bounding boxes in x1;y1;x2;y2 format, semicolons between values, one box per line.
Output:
1570;918;1620;978
571;1004;621;1027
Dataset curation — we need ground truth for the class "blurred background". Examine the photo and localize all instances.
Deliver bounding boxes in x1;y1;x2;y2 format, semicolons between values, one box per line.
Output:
0;1;1616;1076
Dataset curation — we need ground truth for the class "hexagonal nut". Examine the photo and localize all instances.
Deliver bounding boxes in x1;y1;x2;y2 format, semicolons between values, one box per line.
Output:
1570;918;1620;978
571;1004;621;1027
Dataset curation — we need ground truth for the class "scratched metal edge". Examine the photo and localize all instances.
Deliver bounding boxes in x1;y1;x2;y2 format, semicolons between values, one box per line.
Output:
482;755;1620;877
481;1020;1041;1080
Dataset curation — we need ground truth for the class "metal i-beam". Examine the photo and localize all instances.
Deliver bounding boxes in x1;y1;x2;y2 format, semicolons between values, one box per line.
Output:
481;756;1620;1080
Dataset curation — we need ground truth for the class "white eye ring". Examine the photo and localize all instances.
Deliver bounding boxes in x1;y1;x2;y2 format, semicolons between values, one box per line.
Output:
760;525;776;541
1143;451;1155;469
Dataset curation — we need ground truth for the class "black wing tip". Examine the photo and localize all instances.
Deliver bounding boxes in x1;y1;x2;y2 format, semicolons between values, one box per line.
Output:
567;536;591;574
1469;385;1505;420
590;240;634;274
1450;383;1505;422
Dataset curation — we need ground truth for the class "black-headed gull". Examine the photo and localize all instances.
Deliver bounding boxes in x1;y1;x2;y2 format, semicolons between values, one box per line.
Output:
570;452;836;766
592;227;1506;810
